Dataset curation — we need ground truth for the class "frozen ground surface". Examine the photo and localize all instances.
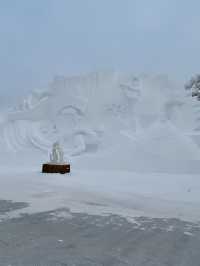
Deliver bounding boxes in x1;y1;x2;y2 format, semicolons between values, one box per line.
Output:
1;160;200;222
0;156;200;265
1;200;200;266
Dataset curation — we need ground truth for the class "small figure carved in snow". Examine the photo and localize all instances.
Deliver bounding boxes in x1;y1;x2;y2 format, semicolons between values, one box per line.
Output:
50;141;64;164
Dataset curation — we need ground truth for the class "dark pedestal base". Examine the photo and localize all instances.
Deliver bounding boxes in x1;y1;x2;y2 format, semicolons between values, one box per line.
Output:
42;163;70;174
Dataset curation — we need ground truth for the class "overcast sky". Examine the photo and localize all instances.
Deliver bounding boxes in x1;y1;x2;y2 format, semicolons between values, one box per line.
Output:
0;0;199;105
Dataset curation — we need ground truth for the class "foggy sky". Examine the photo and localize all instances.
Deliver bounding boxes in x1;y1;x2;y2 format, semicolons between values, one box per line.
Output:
0;0;199;105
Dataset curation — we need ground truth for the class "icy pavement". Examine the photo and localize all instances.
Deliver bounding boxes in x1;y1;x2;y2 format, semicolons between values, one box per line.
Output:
0;200;200;266
1;167;200;222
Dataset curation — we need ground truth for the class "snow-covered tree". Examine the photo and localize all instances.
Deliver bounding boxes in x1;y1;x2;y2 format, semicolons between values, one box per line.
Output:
185;74;200;100
185;74;200;130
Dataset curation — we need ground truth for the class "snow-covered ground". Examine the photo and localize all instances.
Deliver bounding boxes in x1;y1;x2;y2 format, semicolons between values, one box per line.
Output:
1;71;200;222
1;164;200;223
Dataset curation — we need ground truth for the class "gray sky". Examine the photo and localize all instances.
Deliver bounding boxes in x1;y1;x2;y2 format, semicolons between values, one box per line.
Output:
0;0;199;105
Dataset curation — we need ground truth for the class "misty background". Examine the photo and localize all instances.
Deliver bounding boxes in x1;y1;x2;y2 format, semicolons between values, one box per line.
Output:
0;0;199;106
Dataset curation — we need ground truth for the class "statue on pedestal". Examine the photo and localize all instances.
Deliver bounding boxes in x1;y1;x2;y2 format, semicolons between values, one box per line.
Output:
49;141;64;164
42;141;70;174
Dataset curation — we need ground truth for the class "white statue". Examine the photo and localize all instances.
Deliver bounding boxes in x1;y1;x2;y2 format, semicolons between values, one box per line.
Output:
49;141;64;164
